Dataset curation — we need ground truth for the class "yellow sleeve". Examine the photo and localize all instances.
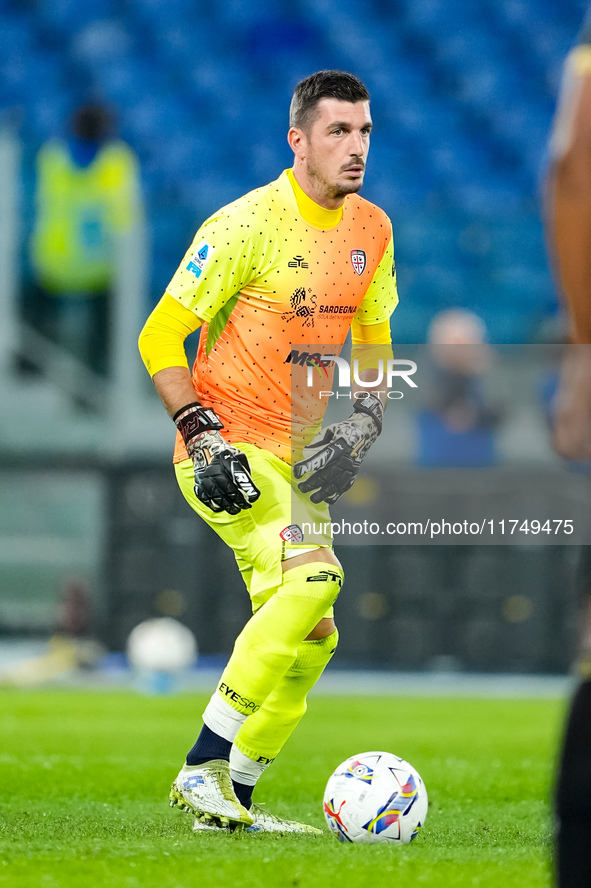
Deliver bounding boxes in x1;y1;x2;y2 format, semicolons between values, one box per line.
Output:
138;293;202;377
353;234;398;326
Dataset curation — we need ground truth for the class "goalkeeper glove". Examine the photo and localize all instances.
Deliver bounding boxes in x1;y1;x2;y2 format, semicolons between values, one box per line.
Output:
174;403;260;515
293;394;383;505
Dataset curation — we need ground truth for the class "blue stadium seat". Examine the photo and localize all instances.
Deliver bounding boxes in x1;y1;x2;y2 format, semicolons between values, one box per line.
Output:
27;90;74;141
0;14;32;56
35;0;114;33
123;0;197;30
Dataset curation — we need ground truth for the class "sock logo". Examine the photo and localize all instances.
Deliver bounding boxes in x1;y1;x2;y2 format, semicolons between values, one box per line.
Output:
256;755;275;765
218;682;260;713
306;569;343;587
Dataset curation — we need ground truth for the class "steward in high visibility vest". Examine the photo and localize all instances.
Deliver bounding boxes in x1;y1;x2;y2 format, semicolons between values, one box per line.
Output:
30;104;143;295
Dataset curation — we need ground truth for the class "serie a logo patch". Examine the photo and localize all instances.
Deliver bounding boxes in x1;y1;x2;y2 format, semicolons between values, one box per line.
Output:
186;241;213;278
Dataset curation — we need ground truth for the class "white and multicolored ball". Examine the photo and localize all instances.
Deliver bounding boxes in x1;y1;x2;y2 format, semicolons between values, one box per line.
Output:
323;751;428;844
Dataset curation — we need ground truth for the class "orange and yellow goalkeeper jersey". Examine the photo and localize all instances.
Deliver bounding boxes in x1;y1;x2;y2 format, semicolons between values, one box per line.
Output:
166;169;398;463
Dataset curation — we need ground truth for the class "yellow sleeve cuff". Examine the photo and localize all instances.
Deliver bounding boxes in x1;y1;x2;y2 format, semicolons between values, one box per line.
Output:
138;293;202;377
351;318;392;345
351;319;393;374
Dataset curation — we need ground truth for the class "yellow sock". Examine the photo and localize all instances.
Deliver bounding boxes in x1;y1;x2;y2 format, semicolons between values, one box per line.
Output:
231;629;338;769
216;563;343;716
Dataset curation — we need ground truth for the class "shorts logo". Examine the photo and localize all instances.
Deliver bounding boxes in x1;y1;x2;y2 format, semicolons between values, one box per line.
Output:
351;249;366;275
307;569;343;587
186;241;213;278
280;524;304;543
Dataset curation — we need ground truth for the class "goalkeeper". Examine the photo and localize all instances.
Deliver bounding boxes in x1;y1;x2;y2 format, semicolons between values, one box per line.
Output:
138;69;397;835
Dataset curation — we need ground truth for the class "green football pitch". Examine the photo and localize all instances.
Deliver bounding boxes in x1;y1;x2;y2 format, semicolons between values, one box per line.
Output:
0;687;566;888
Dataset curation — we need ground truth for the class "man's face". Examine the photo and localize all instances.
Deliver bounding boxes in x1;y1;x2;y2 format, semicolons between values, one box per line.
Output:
296;98;372;202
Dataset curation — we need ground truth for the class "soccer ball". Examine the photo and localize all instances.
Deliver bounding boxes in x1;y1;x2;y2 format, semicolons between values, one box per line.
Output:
127;617;197;674
323;751;428;844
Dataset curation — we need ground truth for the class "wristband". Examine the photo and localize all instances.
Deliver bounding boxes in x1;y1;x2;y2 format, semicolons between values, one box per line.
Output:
353;393;384;435
173;402;223;446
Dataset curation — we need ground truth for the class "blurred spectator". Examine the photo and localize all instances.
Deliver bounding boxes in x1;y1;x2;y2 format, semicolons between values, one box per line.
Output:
55;579;93;638
416;309;501;467
27;103;144;375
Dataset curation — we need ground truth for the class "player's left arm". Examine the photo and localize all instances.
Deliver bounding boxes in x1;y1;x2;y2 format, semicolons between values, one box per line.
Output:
546;44;591;344
351;231;397;406
294;230;397;504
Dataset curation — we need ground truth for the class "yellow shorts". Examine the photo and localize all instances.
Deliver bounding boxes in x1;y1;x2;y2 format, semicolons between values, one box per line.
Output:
174;443;333;613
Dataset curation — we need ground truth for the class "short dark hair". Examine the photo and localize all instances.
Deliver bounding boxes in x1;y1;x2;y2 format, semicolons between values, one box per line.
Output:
289;70;370;131
71;104;114;142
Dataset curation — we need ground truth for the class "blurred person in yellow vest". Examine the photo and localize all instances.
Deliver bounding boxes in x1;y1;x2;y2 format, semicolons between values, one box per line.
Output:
28;103;143;375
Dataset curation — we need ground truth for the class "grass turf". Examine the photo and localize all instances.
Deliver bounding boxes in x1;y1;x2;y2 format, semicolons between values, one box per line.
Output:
0;687;566;887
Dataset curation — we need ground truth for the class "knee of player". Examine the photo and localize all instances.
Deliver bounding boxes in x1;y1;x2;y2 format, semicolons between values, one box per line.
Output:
297;627;339;668
306;616;337;640
311;626;339;655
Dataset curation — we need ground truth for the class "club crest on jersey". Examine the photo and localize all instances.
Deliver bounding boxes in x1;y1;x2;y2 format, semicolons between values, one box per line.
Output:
186;241;213;279
350;249;366;275
280;524;304;543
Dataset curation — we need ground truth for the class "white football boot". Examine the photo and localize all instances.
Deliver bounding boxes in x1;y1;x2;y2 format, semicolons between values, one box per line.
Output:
246;803;322;835
169;760;254;828
192;801;322;835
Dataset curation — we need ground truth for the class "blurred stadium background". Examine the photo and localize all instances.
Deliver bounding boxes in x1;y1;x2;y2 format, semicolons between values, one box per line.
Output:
0;0;588;679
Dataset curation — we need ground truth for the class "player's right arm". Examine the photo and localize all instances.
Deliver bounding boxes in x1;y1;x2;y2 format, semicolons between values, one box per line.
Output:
138;292;202;413
546;19;591;458
139;205;264;514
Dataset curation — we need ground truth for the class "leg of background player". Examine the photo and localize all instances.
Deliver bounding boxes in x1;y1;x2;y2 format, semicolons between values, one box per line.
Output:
556;680;591;886
556;561;591;887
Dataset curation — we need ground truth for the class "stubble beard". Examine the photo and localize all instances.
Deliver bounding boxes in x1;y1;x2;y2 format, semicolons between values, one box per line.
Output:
333;178;363;199
307;155;364;204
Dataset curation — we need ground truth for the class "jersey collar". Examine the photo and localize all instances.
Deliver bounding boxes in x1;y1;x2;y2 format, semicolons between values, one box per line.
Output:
283;168;343;230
